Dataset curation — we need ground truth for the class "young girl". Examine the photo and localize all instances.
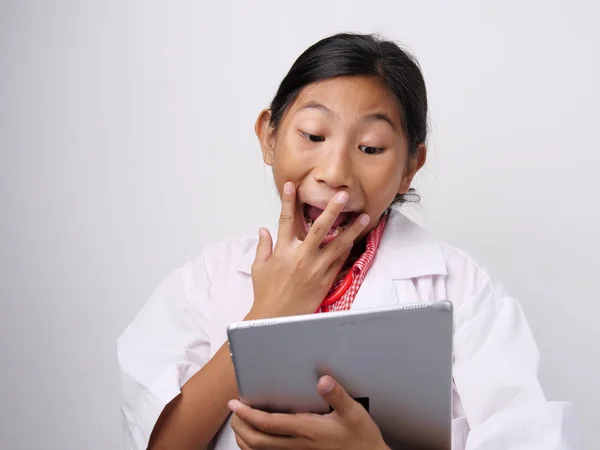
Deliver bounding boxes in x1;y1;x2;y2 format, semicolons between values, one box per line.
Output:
118;33;579;449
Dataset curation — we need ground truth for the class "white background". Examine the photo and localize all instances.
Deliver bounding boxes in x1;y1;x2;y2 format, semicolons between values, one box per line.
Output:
1;1;598;448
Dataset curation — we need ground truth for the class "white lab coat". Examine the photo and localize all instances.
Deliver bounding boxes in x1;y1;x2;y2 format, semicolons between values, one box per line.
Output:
118;210;581;449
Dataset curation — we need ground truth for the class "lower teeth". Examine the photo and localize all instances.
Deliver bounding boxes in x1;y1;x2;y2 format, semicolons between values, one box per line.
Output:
305;219;342;237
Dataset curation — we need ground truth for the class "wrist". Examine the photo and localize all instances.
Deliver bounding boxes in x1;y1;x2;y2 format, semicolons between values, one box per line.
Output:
244;307;275;321
244;309;262;321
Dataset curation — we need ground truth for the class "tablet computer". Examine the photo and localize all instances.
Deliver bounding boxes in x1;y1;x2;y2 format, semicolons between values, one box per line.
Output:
227;301;453;450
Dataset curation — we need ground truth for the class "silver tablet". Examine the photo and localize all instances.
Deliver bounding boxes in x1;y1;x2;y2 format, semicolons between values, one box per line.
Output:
227;301;453;450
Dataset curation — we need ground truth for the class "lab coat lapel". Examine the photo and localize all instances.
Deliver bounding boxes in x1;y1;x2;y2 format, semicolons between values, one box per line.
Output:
351;251;400;310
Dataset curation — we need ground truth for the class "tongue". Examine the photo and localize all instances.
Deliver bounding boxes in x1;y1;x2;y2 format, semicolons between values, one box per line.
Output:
306;205;350;229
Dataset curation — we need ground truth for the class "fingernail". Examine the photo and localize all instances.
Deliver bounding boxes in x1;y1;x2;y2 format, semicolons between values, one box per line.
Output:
335;191;349;204
359;214;371;226
318;375;335;394
283;182;294;194
228;400;240;412
258;227;267;238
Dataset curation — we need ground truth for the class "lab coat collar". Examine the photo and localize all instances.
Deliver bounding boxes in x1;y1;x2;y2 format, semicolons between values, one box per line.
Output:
237;210;447;280
377;210;448;280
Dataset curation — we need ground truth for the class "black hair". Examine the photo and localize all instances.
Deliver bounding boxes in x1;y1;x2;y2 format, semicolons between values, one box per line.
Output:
269;33;427;206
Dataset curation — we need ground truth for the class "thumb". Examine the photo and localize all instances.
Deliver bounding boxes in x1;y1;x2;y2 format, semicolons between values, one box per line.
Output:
317;375;357;417
253;227;273;267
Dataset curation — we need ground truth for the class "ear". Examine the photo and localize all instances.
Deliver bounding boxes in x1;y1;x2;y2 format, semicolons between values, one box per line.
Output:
255;109;276;166
397;143;427;195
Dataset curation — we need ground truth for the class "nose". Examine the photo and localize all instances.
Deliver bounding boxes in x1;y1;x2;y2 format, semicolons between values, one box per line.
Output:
312;143;353;190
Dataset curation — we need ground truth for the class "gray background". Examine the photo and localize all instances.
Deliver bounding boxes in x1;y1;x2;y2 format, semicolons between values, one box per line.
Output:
1;0;598;448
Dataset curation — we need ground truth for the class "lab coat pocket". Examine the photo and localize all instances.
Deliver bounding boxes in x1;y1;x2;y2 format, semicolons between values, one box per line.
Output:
451;416;470;450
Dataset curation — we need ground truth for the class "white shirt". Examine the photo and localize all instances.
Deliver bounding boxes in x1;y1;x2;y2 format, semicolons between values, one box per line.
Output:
118;211;581;449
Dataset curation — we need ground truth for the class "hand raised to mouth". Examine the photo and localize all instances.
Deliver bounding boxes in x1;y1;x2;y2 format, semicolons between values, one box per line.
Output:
245;181;370;320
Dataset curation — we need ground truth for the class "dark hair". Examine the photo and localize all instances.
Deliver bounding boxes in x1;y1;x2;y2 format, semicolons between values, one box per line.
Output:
269;33;427;206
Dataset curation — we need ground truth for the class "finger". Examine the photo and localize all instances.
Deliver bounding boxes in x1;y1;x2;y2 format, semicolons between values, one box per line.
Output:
231;413;273;449
252;227;273;270
317;375;361;419
321;213;370;264
276;182;297;243
231;411;296;449
234;434;252;450
303;191;350;249
229;400;308;437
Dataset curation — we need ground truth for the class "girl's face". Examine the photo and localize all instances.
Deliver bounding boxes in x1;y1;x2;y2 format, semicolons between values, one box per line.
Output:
256;75;426;242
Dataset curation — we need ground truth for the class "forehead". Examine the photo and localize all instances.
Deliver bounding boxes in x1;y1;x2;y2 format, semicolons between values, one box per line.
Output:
287;76;404;127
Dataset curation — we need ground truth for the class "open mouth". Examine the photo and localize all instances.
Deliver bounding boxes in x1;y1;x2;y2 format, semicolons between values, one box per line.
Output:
301;203;359;241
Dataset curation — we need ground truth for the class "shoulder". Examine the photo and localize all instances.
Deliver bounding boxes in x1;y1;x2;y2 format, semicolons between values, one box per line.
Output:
438;241;514;333
143;236;256;303
439;242;509;299
384;211;511;318
134;236;256;318
174;236;257;290
197;236;257;273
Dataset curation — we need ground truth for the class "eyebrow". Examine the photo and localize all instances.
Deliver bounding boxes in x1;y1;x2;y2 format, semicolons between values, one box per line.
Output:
297;102;333;116
297;102;398;131
361;112;397;131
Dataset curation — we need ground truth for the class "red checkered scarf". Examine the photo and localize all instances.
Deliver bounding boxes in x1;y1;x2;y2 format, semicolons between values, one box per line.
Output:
319;212;388;313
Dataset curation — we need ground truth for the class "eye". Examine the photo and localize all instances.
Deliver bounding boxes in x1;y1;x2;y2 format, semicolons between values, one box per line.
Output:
359;145;385;155
300;131;325;143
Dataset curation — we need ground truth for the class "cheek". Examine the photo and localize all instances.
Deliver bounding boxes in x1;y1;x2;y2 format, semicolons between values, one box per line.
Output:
271;145;311;188
362;160;405;202
272;159;299;190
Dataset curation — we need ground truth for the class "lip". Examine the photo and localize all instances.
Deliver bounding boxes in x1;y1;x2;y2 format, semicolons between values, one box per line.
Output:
301;200;361;214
